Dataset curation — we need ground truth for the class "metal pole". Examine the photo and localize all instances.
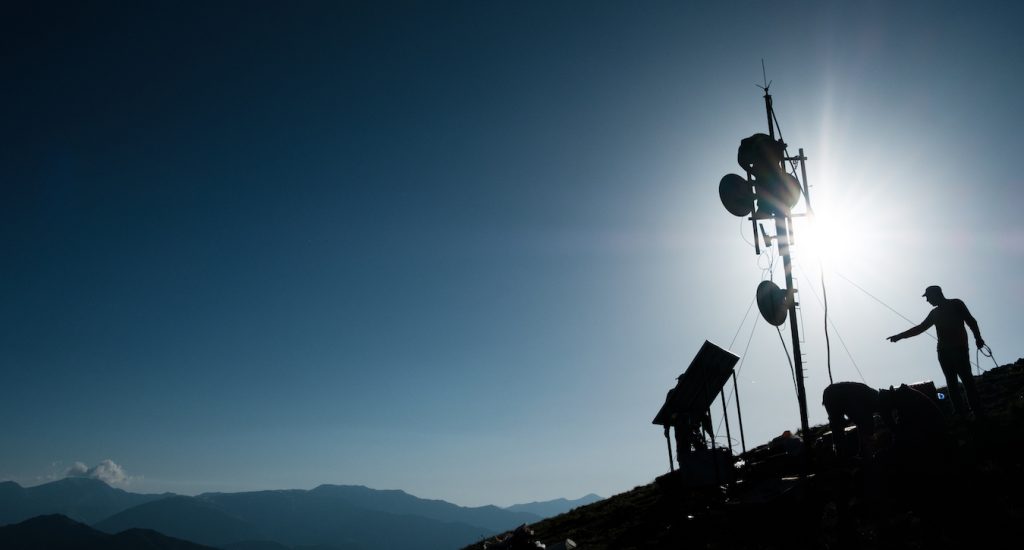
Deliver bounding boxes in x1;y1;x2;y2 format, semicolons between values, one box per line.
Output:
720;391;734;455
732;373;747;454
665;427;675;472
752;217;761;255
702;373;715;452
702;372;724;486
763;88;809;454
775;214;811;449
798;148;811;210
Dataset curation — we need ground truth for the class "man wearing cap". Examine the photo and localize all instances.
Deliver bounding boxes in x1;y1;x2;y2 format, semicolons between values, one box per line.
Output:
887;286;985;416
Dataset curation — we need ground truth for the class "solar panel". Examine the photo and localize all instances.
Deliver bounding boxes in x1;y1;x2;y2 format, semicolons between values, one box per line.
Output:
652;341;739;426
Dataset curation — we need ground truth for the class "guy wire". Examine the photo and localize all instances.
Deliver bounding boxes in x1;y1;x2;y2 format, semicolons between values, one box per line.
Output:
776;326;799;399
796;261;866;383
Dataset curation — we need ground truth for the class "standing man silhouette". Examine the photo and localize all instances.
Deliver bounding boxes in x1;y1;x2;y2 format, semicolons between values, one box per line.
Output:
887;285;985;416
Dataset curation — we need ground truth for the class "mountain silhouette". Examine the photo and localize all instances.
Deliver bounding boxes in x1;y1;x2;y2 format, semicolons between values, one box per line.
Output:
189;485;538;549
94;496;264;547
301;484;542;532
0;477;170;525
0;481;32;524
7;483;539;549
504;494;603;519
2;479;562;549
0;514;216;549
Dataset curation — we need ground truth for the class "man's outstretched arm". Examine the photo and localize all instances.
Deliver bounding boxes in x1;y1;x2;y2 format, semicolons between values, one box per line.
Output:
888;314;934;342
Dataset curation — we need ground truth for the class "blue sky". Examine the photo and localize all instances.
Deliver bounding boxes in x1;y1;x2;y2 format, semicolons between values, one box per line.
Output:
2;1;1022;506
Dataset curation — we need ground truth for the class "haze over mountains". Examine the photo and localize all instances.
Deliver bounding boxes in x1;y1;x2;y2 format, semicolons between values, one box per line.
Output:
0;477;601;549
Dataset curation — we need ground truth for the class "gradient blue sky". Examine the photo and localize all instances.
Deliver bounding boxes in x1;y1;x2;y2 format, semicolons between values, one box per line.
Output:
2;1;1022;506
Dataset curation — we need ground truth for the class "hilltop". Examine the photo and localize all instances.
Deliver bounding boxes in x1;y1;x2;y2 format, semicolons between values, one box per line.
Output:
466;359;1024;549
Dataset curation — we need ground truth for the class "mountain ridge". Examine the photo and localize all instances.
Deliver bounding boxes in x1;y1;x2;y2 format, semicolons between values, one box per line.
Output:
504;493;604;518
0;476;171;525
0;514;217;549
94;495;264;547
0;479;563;549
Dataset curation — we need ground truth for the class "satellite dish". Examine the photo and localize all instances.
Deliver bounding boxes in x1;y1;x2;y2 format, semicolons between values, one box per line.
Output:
755;171;802;215
756;280;789;326
719;174;754;216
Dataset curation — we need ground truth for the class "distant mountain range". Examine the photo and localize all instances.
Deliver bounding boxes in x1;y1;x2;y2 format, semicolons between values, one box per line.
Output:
0;477;171;525
0;477;600;549
0;514;217;550
505;494;603;518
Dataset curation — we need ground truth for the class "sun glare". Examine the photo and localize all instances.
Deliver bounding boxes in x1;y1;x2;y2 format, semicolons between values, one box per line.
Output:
796;213;853;264
791;198;887;275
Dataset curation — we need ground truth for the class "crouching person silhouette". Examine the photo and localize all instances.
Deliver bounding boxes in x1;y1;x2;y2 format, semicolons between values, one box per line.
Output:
822;382;880;458
877;384;947;461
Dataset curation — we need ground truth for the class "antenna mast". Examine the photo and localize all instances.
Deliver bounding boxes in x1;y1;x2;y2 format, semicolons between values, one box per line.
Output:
718;65;813;456
760;59;775;139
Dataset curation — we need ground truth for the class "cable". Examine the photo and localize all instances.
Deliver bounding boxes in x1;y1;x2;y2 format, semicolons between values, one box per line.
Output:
776;326;799;399
834;272;935;339
821;266;834;385
796;262;867;383
980;345;999;367
976;345;1000;375
757;236;776;275
739;317;759;383
833;270;986;371
730;296;757;350
771;111;794;170
797;209;834;385
715;304;760;436
766;96;803;179
740;218;756;249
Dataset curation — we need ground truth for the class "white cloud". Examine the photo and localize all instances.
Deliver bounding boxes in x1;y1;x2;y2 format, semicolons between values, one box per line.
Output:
66;462;89;476
65;459;132;486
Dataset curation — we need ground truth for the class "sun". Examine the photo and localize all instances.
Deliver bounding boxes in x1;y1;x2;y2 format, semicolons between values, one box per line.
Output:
794;212;854;264
790;196;889;275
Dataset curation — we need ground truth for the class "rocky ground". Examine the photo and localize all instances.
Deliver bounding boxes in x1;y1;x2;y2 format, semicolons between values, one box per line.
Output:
465;359;1024;549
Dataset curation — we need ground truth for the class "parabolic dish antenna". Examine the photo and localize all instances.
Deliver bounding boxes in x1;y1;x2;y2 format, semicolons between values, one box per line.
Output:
756;280;789;326
719;173;753;217
756;171;802;214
